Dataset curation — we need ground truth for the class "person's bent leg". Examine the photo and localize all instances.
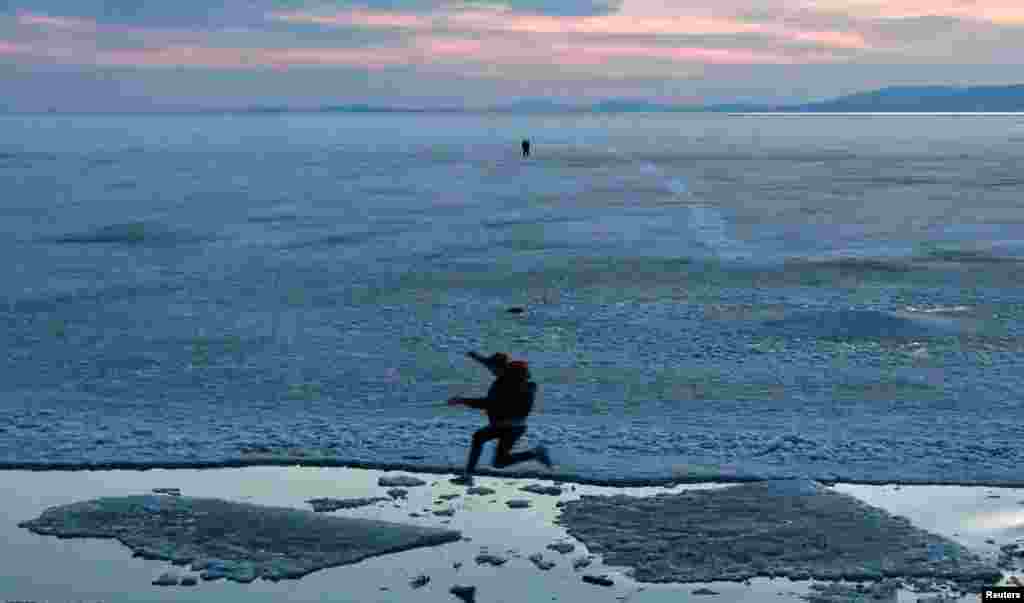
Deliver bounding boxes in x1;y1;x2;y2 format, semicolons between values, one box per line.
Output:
466;426;501;476
492;427;539;468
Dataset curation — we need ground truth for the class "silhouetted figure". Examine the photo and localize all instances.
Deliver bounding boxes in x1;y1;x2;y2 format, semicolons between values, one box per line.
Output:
448;351;552;485
521;139;531;158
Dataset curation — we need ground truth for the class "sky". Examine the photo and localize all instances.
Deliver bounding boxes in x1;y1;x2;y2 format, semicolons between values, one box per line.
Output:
1;0;1023;111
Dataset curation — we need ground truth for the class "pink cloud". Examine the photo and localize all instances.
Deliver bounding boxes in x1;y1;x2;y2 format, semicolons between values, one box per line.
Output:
272;7;868;54
272;8;768;36
92;45;415;69
416;38;486;56
4;6;866;72
788;30;867;50
0;40;30;54
270;9;433;29
17;12;97;30
561;44;814;64
851;0;1024;24
450;11;764;36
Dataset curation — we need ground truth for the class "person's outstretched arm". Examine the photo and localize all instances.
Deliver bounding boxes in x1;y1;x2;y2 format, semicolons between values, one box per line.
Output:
466;351;505;376
448;395;491;410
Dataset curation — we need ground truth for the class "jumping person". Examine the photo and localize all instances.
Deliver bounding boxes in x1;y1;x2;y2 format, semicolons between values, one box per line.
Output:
521;139;531;157
448;351;552;485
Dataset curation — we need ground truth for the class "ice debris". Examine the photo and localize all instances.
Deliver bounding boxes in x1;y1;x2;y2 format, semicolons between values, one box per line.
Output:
307;497;389;512
520;484;563;496
547;542;575;554
582;574;614;587
378;475;427;488
475;553;508;566
410;574;430;589
152;572;179;586
450;584;477;603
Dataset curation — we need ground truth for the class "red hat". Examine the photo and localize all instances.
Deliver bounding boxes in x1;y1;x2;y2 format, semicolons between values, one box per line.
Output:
507;360;529;371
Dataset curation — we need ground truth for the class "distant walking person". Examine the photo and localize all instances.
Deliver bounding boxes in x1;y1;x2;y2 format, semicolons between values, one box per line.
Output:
521;139;531;157
448;351;552;485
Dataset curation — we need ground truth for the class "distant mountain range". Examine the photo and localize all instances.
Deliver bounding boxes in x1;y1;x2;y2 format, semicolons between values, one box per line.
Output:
778;85;1024;113
501;85;1024;113
261;85;1024;114
54;84;1020;115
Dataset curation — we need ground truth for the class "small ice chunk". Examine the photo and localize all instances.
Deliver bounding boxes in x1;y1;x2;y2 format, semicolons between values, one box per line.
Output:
506;499;531;509
582;574;614;587
153;488;182;496
433;508;455;517
475;553;508;566
528;553;556;570
152;572;179;586
466;487;496;496
520;484;563;496
387;488;408;499
409;574;430;589
307;497;389;512
378;475;426;488
572;557;592;570
180;576;197;586
450;585;477;603
201;568;227;581
692;587;720;595
547;542;575;554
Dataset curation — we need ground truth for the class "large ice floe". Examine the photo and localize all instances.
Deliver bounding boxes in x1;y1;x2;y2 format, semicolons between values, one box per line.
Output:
17;494;461;583
556;479;1001;587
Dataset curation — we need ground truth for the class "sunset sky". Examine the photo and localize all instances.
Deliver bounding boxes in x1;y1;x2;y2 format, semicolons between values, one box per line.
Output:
2;0;1023;111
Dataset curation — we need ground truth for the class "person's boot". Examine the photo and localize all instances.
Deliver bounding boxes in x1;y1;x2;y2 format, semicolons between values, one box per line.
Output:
450;474;474;486
536;445;554;469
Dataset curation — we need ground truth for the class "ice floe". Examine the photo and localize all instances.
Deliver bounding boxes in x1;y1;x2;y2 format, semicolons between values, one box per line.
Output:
17;495;460;583
557;480;1001;586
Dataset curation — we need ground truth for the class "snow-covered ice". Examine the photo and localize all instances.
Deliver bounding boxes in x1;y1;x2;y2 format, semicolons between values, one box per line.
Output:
3;453;1022;602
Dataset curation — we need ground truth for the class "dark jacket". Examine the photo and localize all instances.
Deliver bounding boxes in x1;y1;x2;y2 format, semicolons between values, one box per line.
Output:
464;375;537;426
